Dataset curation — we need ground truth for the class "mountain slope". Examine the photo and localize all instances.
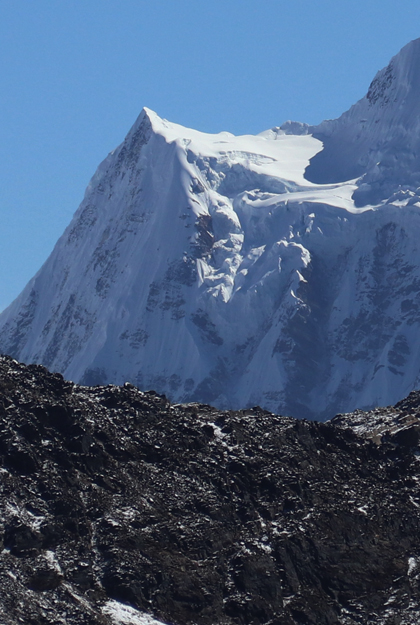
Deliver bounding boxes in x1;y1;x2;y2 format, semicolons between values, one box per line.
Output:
3;41;420;418
306;38;420;205
2;355;420;625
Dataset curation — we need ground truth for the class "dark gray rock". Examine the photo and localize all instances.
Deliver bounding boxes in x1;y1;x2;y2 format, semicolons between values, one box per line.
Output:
1;355;420;624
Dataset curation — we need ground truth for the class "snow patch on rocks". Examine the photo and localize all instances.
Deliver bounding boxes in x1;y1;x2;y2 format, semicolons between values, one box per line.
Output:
103;600;167;625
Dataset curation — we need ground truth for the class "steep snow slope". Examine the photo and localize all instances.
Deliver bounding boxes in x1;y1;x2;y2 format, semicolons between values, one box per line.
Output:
3;40;420;419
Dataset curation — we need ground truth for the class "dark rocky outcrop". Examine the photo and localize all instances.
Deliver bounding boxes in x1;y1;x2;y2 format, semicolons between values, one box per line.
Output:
1;355;420;624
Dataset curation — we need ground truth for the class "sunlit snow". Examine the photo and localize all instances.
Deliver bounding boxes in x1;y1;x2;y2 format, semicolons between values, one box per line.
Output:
103;600;167;625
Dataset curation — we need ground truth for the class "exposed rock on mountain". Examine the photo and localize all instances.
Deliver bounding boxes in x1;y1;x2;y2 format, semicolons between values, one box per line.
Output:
1;355;420;624
3;41;420;419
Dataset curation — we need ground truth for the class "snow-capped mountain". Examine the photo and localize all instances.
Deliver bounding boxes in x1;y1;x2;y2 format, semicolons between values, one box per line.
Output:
3;39;420;419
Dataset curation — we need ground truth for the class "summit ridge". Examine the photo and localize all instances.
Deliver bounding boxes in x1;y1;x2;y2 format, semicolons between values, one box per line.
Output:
306;37;420;203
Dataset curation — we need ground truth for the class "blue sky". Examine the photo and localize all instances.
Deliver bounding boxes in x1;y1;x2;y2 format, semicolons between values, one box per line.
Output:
1;0;420;311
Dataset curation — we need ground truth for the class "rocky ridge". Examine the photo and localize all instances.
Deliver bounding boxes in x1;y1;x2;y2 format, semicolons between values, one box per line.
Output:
1;355;420;624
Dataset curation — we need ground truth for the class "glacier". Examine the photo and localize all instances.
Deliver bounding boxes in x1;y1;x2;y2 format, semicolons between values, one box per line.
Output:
3;39;420;419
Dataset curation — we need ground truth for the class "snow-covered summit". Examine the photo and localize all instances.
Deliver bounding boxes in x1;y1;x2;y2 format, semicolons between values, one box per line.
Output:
2;40;420;419
306;37;420;204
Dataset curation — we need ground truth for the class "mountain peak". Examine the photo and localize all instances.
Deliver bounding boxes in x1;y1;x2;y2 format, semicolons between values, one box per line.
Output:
305;38;420;203
366;37;420;107
388;36;420;78
138;106;166;131
123;107;181;148
126;106;161;138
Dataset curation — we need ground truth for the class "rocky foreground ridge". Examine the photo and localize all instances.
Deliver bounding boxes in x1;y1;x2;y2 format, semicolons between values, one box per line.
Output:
1;356;420;624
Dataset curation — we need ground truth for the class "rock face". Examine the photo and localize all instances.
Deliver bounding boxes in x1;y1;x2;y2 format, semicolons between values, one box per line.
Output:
3;40;420;419
2;355;420;624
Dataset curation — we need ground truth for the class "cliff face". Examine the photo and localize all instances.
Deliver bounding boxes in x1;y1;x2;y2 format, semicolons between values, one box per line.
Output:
1;355;420;624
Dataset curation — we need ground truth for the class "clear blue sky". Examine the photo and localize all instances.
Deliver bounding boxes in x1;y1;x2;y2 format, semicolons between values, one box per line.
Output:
1;0;420;311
